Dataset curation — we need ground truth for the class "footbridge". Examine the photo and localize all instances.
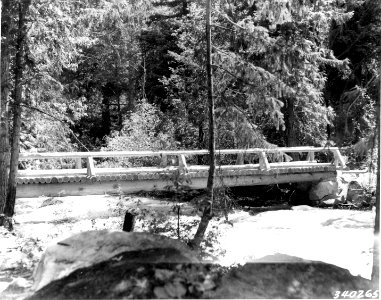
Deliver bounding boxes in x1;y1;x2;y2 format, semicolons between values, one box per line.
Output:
16;147;347;198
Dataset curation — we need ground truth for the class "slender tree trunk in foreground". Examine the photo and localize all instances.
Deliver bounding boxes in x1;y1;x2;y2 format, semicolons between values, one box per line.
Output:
371;67;380;285
0;0;12;224
190;0;214;249
4;0;31;217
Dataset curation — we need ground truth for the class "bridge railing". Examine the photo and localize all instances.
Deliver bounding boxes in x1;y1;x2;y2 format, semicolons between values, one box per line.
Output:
18;147;347;179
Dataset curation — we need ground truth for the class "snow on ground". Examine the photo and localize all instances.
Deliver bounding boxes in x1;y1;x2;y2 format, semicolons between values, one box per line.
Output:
216;207;375;279
0;194;376;296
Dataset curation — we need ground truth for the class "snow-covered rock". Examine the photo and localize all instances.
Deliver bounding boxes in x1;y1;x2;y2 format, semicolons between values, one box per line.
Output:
32;230;198;291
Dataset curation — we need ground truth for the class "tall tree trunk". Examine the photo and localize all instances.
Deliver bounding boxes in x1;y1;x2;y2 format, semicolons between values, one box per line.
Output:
4;0;31;217
286;98;298;147
101;95;111;137
197;121;204;165
117;95;123;131
0;0;12;222
190;0;214;249
371;67;380;285
286;98;299;160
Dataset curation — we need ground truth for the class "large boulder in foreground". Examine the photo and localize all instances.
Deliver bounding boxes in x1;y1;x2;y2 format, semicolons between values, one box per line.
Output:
27;257;374;299
28;251;219;300
32;230;199;291
213;262;374;299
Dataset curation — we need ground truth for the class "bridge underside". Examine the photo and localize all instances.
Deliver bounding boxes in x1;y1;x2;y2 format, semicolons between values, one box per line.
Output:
16;164;337;198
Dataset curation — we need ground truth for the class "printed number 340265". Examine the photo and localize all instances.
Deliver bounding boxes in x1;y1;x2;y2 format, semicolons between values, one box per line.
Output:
333;290;379;299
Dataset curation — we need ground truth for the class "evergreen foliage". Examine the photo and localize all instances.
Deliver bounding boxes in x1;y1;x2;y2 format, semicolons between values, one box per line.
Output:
0;0;379;228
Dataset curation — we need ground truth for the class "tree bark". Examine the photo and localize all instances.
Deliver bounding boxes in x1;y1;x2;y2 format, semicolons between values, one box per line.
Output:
4;0;31;217
286;98;299;160
101;95;111;137
0;0;12;221
197;121;204;164
190;0;214;249
286;98;298;147
371;67;380;285
117;95;123;130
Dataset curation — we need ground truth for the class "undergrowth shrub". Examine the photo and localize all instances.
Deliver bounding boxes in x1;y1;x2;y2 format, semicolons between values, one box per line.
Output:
100;99;177;168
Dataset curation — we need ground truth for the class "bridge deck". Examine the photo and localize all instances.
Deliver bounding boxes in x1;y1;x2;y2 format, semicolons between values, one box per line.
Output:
15;147;345;198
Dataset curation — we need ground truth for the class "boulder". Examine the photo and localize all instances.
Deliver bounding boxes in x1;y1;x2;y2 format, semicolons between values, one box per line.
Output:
309;177;348;205
32;230;199;291
309;179;339;202
28;254;217;300
346;181;365;204
291;205;316;211
40;198;64;208
3;277;31;293
212;262;373;299
319;194;346;207
28;257;375;300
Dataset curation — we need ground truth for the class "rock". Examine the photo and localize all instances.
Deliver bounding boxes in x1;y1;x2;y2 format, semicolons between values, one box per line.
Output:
321;198;338;206
309;179;339;202
3;277;32;293
309;176;350;205
320;195;345;207
370;196;376;206
40;198;64;208
212;262;373;299
253;253;313;263
28;257;218;300
27;258;376;300
32;230;198;291
347;181;364;203
291;205;316;211
345;180;374;208
351;194;373;208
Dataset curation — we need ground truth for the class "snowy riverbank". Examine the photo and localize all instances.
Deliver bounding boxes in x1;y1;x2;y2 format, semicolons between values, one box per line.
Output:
0;194;376;297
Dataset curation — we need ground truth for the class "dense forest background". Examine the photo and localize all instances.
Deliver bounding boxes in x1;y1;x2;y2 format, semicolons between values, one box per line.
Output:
0;0;380;214
2;0;380;154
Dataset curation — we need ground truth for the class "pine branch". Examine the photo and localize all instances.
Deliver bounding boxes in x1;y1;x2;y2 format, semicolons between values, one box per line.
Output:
211;8;245;30
211;23;235;31
20;104;90;151
211;63;258;89
345;74;377;115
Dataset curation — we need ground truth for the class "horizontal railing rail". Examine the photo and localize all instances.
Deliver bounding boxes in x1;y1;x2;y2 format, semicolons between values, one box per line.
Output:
17;147;347;181
18;146;342;159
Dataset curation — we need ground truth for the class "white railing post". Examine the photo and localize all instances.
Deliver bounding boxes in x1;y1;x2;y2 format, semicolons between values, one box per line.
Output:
236;153;244;165
160;154;168;168
259;151;270;171
86;157;96;177
331;149;346;170
306;151;315;162
75;158;82;169
178;154;188;172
